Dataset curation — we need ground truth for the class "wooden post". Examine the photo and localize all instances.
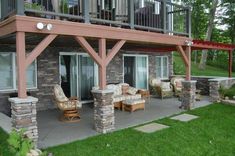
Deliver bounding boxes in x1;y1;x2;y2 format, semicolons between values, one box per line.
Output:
75;36;125;90
99;38;107;90
185;46;191;81
176;45;191;81
229;50;233;78
16;32;27;98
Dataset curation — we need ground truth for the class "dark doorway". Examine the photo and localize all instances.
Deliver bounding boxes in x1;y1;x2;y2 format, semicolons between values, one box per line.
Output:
124;56;135;87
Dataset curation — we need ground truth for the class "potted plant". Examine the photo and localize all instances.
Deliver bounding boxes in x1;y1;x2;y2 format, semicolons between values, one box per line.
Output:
24;2;45;17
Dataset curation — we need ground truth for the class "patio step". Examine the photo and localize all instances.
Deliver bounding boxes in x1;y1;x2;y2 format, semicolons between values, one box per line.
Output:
170;113;199;122
134;123;169;133
0;113;12;133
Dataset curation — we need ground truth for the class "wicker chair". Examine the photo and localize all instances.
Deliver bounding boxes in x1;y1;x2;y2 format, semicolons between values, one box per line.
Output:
53;84;82;122
150;78;173;99
170;77;185;97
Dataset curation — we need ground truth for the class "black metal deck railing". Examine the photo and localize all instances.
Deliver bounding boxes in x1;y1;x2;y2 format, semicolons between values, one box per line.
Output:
0;0;191;37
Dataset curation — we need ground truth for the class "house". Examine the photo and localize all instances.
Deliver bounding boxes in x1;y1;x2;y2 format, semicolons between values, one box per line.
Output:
0;0;234;145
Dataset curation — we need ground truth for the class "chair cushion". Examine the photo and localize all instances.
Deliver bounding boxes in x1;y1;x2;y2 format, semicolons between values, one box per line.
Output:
175;81;182;89
127;87;138;95
123;99;145;105
107;84;120;96
161;82;171;91
113;95;125;103
124;94;141;100
150;78;161;86
54;85;69;102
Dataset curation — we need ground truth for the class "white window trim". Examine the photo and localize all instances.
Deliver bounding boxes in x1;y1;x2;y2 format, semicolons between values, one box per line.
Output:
122;54;149;90
156;56;169;80
0;52;37;92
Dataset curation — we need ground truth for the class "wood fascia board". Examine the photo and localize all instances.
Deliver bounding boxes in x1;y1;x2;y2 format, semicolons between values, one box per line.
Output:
192;44;233;51
14;15;190;46
0;17;17;37
176;45;189;66
25;34;57;67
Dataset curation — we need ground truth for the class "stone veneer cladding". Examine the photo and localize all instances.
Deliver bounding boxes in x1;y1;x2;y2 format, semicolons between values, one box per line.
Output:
181;81;196;110
0;45;173;112
9;97;39;145
209;78;235;101
92;90;114;133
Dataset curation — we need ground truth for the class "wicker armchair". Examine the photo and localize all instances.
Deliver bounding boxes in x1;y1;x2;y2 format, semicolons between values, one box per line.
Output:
170;77;185;97
53;84;82;122
150;78;173;99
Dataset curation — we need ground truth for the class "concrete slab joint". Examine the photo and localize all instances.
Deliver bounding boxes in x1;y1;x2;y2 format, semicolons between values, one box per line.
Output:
92;89;114;133
181;81;196;110
8;96;39;145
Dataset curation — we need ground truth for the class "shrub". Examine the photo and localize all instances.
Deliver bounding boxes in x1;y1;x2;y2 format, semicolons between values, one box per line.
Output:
7;129;34;156
219;84;235;99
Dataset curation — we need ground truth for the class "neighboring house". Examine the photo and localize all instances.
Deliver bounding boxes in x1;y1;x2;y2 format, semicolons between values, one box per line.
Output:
0;0;186;114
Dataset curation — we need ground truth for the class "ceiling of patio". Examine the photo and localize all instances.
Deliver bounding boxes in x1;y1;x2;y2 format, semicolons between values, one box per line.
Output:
0;33;177;52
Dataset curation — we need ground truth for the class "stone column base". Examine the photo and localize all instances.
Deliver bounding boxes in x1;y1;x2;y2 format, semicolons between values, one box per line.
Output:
9;96;38;145
92;89;114;134
209;80;220;102
181;81;196;110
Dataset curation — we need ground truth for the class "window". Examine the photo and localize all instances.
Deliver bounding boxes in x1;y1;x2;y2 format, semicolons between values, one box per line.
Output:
0;52;37;91
156;56;169;79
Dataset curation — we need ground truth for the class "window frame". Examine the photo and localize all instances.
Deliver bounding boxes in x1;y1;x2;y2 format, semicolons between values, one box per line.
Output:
156;56;169;80
0;52;37;92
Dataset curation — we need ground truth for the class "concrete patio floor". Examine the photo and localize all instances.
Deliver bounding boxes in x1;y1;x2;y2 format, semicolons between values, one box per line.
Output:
37;96;211;148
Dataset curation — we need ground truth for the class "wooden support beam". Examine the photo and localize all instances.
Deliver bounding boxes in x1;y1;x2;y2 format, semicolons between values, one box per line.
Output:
106;40;126;66
25;34;57;67
13;16;190;46
229;50;233;78
99;38;106;60
74;36;102;66
98;38;107;90
75;37;125;90
176;45;189;66
16;32;27;98
185;46;191;81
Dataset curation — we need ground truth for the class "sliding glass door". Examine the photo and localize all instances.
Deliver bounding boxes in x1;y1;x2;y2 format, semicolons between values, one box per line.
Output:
60;53;98;101
124;55;148;89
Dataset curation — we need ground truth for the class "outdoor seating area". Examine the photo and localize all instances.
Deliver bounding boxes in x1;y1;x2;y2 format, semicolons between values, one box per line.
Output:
149;77;186;99
53;85;82;122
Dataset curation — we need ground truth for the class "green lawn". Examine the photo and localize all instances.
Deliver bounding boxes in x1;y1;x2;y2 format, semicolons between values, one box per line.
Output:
173;54;235;77
45;104;235;156
1;104;235;156
0;128;14;156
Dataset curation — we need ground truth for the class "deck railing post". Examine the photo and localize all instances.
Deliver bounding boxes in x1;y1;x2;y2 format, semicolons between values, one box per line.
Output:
82;0;90;23
128;0;134;29
1;0;5;20
16;0;25;15
162;1;167;34
186;7;192;38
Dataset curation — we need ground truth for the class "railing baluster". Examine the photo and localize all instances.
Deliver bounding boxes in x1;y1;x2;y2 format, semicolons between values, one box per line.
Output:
162;0;166;34
82;0;90;23
186;7;192;38
16;0;24;15
128;0;134;29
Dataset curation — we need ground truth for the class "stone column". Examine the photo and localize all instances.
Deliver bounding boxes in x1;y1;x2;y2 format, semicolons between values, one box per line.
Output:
181;81;196;110
92;89;114;133
209;80;220;102
8;96;38;145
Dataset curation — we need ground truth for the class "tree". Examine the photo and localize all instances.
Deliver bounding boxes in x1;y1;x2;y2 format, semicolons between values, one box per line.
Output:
198;0;219;69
